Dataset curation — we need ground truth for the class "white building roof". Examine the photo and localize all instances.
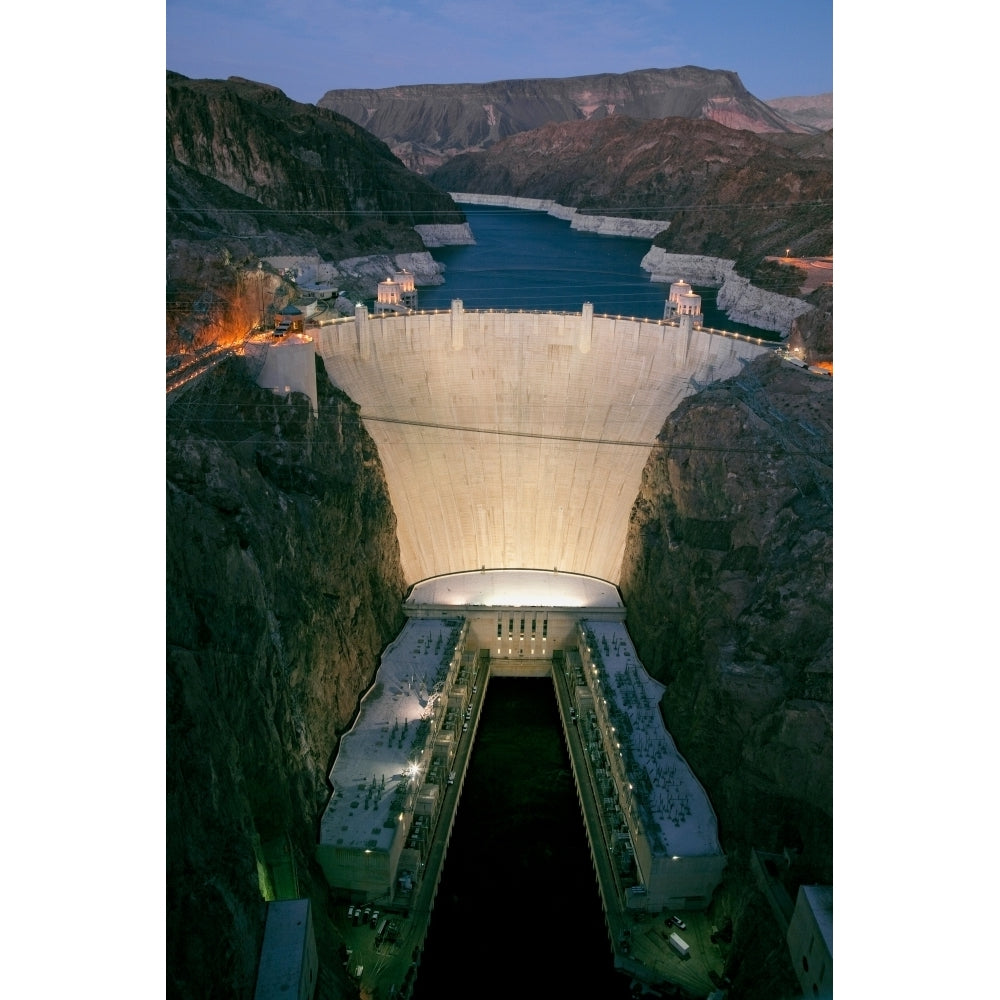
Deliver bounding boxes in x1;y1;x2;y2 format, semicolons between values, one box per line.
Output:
406;569;623;610
319;618;464;852
582;619;722;857
802;884;833;952
253;899;311;1000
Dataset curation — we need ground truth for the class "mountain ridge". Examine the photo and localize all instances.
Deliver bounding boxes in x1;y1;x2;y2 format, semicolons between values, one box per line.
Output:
317;66;822;173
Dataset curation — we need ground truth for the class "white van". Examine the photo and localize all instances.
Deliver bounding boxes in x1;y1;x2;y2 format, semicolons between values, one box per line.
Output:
668;932;690;959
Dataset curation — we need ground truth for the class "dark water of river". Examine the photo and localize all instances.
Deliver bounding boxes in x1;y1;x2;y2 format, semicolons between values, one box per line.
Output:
410;678;636;1000
419;203;777;340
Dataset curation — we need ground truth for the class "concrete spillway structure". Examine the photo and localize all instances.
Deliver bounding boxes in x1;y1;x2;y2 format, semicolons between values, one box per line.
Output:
314;303;771;585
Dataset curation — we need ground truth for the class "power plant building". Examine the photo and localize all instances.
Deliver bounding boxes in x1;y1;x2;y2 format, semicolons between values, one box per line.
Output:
570;619;725;911
317;569;725;914
316;617;471;900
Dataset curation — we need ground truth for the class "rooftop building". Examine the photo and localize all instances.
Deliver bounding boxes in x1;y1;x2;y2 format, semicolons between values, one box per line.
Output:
570;618;725;911
316;617;470;900
373;270;418;314
787;884;833;999
253;899;318;1000
317;570;725;917
662;279;704;329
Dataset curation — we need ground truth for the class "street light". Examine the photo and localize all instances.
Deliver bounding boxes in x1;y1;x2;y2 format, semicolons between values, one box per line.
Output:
257;262;266;329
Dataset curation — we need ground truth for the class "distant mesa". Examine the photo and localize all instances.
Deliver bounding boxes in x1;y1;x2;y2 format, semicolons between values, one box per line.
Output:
317;66;826;174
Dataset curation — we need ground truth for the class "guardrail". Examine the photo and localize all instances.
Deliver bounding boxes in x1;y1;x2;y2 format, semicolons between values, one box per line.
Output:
310;307;779;348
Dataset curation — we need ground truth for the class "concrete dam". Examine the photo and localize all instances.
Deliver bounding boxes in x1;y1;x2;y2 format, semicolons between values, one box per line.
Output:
310;301;772;585
250;301;778;996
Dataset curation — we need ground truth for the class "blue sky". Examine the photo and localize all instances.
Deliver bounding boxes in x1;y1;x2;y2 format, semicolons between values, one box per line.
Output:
166;0;832;104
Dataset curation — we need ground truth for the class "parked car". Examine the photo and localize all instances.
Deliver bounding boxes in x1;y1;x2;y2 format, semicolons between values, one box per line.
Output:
668;915;687;930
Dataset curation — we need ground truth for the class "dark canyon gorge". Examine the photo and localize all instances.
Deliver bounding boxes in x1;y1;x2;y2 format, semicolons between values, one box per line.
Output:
166;349;831;1000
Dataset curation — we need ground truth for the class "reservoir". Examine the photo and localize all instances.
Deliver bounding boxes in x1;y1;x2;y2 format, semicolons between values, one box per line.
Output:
420;203;777;340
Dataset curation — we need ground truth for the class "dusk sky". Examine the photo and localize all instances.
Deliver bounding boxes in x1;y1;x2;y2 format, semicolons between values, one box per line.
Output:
166;0;833;105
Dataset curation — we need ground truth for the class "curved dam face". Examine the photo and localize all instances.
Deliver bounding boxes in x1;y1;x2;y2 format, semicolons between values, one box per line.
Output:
314;304;770;585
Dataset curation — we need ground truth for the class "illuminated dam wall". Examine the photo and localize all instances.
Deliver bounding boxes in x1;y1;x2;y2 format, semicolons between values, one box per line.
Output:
313;303;771;586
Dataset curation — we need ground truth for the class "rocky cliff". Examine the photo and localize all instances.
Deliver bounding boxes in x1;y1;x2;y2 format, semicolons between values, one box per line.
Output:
765;93;834;133
619;352;832;998
167;73;467;350
167;73;463;257
317;66;818;172
788;284;834;363
166;359;407;999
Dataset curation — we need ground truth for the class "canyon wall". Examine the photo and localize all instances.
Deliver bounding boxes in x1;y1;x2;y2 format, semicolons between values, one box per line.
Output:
619;352;832;999
167;348;831;999
166;360;407;999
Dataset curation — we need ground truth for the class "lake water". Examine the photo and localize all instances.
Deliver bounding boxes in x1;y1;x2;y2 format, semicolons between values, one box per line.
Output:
420;203;776;339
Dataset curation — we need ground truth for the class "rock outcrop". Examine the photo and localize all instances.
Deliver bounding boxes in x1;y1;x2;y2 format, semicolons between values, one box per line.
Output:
766;93;834;133
413;223;476;247
166;359;407;999
618;352;832;999
788;284;834;363
643;249;814;335
331;250;447;293
318;67;819;172
716;271;815;335
167;73;464;258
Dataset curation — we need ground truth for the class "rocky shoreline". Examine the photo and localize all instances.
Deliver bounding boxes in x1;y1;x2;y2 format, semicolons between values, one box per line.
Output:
266;201;817;337
449;192;671;239
639;249;815;335
445;196;815;335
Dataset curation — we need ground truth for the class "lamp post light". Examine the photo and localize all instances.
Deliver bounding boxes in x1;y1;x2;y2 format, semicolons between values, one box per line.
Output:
257;261;266;329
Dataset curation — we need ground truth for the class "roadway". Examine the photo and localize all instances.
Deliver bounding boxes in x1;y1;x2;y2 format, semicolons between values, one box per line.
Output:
166;343;237;396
